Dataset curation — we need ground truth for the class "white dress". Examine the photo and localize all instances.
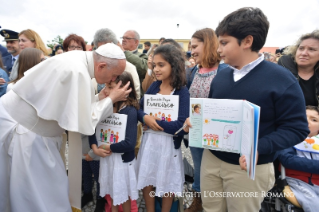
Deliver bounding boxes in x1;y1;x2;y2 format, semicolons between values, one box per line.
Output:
99;154;138;205
136;92;184;197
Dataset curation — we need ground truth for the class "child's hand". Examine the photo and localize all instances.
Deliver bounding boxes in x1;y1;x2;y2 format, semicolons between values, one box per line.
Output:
239;151;259;172
142;124;149;131
93;148;112;158
98;144;111;152
85;154;93;161
239;155;247;171
144;115;164;131
147;55;153;70
183;117;192;133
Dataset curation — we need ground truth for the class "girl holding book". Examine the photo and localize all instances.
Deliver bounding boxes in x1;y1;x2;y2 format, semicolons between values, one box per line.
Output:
136;44;190;212
90;72;139;212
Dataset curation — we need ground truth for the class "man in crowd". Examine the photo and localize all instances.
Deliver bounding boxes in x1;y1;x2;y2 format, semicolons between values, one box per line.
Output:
0;43;131;212
143;41;151;54
118;30;148;93
93;28;141;99
0;29;21;76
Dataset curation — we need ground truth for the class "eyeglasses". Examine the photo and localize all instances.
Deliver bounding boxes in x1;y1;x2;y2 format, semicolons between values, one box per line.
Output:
68;46;83;50
120;37;136;40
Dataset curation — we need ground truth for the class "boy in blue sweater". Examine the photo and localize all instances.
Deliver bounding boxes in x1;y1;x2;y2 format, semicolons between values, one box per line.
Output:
199;7;309;212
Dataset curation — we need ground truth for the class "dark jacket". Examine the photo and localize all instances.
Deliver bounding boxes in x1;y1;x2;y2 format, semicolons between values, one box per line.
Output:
2;54;13;76
278;55;319;106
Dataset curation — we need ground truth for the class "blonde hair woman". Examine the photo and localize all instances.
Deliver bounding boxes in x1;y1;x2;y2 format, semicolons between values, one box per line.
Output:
9;29;48;81
19;29;49;56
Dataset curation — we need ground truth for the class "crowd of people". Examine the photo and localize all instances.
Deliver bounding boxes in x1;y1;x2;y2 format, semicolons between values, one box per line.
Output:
0;6;318;212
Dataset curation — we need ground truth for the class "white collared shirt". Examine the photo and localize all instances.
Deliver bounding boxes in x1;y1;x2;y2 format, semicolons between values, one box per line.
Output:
12;54;19;65
230;54;264;82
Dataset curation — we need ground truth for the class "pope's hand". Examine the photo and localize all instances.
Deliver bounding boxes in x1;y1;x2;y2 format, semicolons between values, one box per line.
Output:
108;81;132;103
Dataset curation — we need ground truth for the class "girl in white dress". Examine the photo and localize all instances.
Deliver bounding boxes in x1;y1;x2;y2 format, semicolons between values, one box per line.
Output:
136;44;190;211
91;72;139;212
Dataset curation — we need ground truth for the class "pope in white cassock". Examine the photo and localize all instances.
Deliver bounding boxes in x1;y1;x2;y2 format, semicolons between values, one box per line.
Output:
0;43;131;212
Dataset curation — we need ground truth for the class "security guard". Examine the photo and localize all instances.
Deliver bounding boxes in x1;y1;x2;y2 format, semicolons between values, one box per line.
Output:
0;29;21;76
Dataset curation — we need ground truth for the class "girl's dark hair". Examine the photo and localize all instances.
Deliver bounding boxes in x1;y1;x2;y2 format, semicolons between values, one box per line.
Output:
306;105;319;115
153;44;186;90
11;48;42;84
114;71;139;110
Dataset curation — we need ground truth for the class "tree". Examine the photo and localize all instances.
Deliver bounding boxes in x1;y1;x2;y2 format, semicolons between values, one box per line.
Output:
47;35;64;50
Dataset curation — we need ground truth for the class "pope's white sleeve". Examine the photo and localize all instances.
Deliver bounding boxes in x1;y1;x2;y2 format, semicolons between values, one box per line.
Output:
91;97;113;128
95;94;99;102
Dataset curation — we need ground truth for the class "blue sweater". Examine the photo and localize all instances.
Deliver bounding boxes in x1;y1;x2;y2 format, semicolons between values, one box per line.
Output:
0;68;9;97
277;147;319;174
89;106;137;163
137;81;190;149
208;60;309;165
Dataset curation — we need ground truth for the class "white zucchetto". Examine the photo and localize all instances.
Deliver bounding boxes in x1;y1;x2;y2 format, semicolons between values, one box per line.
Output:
95;43;126;59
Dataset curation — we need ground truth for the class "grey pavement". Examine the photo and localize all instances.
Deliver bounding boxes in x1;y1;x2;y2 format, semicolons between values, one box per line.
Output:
66;141;196;212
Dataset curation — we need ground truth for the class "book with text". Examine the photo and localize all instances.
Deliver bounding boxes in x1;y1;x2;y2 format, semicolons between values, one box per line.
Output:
189;98;260;179
143;94;179;135
95;113;127;147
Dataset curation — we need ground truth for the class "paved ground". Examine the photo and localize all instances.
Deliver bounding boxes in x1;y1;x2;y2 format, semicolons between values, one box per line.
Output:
66;140;196;212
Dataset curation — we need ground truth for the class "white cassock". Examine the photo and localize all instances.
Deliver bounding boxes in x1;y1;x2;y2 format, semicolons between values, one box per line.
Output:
0;51;114;212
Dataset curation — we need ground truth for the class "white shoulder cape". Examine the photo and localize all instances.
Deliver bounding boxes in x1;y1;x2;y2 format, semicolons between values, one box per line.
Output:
12;51;112;135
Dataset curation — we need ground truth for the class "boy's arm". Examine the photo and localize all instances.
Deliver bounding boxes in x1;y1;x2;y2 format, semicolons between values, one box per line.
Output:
258;81;309;155
156;88;190;135
277;147;319;174
110;108;137;153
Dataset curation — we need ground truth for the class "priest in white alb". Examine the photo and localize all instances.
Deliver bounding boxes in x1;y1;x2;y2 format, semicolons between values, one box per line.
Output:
0;43;131;212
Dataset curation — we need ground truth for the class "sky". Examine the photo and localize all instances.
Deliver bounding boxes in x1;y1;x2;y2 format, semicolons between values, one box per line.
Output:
1;0;319;48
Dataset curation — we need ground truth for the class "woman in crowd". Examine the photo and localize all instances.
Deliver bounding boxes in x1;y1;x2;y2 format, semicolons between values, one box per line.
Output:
185;28;227;212
278;30;319;106
9;29;49;81
6;48;44;93
19;29;49;56
63;34;86;52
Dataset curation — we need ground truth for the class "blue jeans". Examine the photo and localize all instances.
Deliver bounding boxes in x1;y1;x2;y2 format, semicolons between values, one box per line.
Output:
190;147;204;192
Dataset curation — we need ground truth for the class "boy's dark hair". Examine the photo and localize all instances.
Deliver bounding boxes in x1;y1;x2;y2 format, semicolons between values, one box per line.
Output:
153;44;186;90
114;72;139;111
215;7;269;52
306;105;319;115
194;105;199;110
144;41;151;47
